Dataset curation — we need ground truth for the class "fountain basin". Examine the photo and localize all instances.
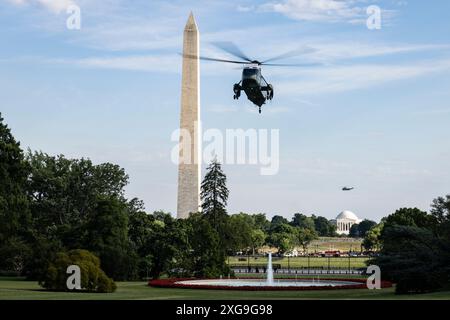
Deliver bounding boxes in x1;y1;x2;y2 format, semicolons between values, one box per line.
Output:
177;278;361;287
149;278;392;291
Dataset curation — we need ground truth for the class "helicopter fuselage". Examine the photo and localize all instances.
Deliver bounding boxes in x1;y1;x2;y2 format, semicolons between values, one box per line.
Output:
233;66;273;113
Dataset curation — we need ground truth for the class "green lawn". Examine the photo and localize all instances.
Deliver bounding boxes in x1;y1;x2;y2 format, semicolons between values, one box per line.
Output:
310;237;363;252
1;277;449;300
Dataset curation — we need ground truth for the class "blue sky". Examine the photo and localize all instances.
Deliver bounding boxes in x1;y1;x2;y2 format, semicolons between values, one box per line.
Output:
1;0;450;221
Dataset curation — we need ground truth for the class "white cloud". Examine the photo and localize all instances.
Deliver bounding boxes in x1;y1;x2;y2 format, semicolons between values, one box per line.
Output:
8;0;77;14
62;54;181;73
8;0;26;5
274;58;450;96
49;53;237;76
73;16;182;51
261;0;365;22
237;5;255;12
308;43;449;61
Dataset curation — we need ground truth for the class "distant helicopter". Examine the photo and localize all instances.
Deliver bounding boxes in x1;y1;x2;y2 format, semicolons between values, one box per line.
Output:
185;42;318;114
342;187;354;191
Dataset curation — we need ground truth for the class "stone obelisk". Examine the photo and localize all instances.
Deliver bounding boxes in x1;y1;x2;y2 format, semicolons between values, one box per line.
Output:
177;13;201;219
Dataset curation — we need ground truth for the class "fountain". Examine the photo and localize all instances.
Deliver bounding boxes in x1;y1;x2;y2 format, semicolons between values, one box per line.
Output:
266;252;274;286
148;251;376;290
150;253;366;290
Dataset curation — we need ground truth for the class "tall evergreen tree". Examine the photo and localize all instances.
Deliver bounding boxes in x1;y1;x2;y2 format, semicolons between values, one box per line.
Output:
200;158;229;230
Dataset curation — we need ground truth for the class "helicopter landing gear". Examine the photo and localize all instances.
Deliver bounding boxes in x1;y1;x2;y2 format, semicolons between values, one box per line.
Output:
267;84;274;100
233;83;241;100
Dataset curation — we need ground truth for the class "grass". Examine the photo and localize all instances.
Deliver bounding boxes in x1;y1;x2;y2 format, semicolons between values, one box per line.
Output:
227;256;368;269
310;237;363;252
227;237;368;269
1;277;450;300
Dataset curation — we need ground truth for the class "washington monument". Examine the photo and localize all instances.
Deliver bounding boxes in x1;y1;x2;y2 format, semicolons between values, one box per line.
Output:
177;13;201;219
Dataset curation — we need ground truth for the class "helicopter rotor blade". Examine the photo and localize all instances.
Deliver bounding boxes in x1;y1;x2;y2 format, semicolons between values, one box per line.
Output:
262;62;322;67
261;46;317;64
183;54;249;64
212;41;253;62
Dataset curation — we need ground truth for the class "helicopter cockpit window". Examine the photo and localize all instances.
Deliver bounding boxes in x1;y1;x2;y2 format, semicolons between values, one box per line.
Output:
243;68;258;77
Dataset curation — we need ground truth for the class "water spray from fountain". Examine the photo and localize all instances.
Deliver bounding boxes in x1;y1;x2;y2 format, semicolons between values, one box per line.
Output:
267;252;274;286
170;250;363;288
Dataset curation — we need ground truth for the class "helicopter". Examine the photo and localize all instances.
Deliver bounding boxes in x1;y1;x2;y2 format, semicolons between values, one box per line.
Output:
185;42;318;113
342;187;354;191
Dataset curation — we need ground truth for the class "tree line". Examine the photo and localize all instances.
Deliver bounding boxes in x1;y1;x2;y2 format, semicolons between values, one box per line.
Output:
0;114;335;282
1;113;449;294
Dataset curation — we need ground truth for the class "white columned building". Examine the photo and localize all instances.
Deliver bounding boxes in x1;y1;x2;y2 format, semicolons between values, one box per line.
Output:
332;210;362;235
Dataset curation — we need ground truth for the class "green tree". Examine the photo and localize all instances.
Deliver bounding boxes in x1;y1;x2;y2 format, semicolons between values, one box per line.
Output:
40;249;116;293
181;213;230;278
358;219;377;237
349;220;377;238
295;228;318;252
312;215;336;237
201;159;229;230
127;199;155;278
24;151;135;280
0;113;31;273
363;223;383;250
250;229;266;254
144;212;188;279
226;214;253;253
383;207;436;231
153;210;173;222
349;224;359;237
291;213;315;231
372;225;448;294
268;223;296;253
430;194;450;224
229;213;268;254
373;200;450;294
85;196;138;281
270;215;289;229
26;151;128;234
252;213;270;232
430;194;450;241
0;237;31;274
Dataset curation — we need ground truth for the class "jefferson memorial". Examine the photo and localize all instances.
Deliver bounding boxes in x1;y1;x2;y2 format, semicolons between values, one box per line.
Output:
332;211;362;235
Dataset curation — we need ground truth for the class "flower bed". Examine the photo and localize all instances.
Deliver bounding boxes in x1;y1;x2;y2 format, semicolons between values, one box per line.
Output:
148;278;392;291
